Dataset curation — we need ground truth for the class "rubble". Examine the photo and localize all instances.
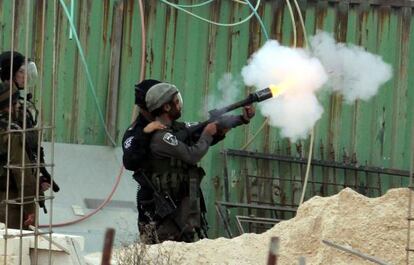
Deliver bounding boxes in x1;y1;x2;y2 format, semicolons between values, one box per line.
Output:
113;188;412;265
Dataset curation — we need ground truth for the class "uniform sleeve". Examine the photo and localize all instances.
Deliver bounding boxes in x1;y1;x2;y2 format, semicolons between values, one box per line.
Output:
150;130;213;165
216;115;245;129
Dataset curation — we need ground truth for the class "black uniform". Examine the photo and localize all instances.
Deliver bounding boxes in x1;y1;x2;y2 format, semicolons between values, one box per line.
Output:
122;114;246;243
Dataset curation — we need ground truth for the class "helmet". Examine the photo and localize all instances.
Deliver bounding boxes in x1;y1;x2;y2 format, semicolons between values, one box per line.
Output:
145;83;183;113
0;51;25;81
0;82;18;109
0;51;38;88
134;79;161;109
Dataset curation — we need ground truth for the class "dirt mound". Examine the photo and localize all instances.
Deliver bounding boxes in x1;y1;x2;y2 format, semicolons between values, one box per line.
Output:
115;188;412;265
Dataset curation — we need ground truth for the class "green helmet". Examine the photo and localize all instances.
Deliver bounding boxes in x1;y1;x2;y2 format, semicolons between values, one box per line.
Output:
145;83;183;112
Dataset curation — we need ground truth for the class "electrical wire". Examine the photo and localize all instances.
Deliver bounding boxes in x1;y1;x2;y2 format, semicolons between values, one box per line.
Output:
160;0;261;27
40;0;147;228
132;0;148;121
292;0;309;48
173;0;214;8
286;0;297;47
40;166;124;228
244;0;269;41
290;0;315;206
58;0;116;146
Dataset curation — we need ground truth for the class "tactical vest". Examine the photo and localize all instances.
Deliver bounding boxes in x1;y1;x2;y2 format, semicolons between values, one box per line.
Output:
149;157;205;230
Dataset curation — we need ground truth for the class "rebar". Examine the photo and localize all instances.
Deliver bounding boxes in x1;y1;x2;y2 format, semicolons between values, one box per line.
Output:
322;239;390;265
267;237;279;265
101;228;116;265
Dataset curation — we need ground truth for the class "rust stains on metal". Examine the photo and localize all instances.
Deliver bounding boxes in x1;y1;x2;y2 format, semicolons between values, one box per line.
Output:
327;1;349;155
335;1;349;42
85;0;92;37
270;1;284;41
356;2;370;44
247;2;261;56
377;106;386;157
314;1;328;31
309;0;414;8
13;0;25;47
33;0;46;61
204;0;220;100
163;0;176;79
377;5;391;37
125;0;134;56
294;0;308;47
102;0;110;42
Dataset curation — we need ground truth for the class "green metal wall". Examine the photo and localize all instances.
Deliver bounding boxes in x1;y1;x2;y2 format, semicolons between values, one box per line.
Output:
0;0;413;236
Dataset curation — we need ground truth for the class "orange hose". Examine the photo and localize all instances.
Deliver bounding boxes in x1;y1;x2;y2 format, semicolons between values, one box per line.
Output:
40;0;146;227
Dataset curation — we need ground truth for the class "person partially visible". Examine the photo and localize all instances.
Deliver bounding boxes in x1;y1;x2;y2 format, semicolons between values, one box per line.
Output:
0;81;42;229
122;79;166;173
122;80;255;243
141;83;255;243
122;80;167;239
0;51;58;207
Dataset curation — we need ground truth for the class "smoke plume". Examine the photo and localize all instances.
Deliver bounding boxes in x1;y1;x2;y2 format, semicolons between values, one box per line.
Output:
241;40;328;141
310;31;393;103
208;73;241;110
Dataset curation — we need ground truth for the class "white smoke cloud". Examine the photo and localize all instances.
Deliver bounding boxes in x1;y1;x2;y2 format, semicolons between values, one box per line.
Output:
208;73;241;110
310;31;393;103
241;40;328;141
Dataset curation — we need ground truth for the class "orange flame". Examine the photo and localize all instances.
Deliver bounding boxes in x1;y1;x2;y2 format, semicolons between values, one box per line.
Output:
269;82;290;98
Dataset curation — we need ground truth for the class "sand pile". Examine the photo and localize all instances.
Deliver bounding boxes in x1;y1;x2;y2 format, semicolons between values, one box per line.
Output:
114;188;413;265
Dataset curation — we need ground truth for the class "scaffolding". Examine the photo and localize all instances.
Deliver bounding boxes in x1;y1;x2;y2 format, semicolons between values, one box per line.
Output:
0;1;57;264
406;119;414;264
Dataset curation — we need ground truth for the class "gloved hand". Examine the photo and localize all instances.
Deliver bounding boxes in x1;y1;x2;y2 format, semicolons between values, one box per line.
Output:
242;105;255;123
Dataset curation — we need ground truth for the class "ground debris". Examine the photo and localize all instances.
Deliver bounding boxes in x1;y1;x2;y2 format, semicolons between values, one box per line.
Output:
113;188;413;265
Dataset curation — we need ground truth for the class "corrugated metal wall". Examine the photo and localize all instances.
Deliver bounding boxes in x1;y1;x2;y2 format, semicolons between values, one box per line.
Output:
0;0;413;236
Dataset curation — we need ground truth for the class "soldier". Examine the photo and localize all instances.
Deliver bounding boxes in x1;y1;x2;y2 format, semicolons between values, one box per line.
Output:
0;51;58;207
0;81;41;229
122;79;167;237
141;82;254;243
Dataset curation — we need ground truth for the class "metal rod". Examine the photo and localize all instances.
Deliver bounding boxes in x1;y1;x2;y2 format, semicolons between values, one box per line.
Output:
20;1;32;263
101;228;115;265
224;149;410;177
246;174;380;191
217;201;297;212
5;163;54;169
267;237;279;265
0;125;54;134
3;0;17;263
215;203;233;238
322;240;391;265
48;1;58;263
406;93;414;263
28;225;70;255
223;150;230;202
2;230;51;240
307;0;414;8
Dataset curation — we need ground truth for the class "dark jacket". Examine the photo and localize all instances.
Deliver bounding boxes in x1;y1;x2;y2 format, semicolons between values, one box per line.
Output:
122;114;152;171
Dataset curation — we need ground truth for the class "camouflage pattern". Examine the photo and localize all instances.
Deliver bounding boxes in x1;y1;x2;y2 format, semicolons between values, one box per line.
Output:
0;111;38;229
